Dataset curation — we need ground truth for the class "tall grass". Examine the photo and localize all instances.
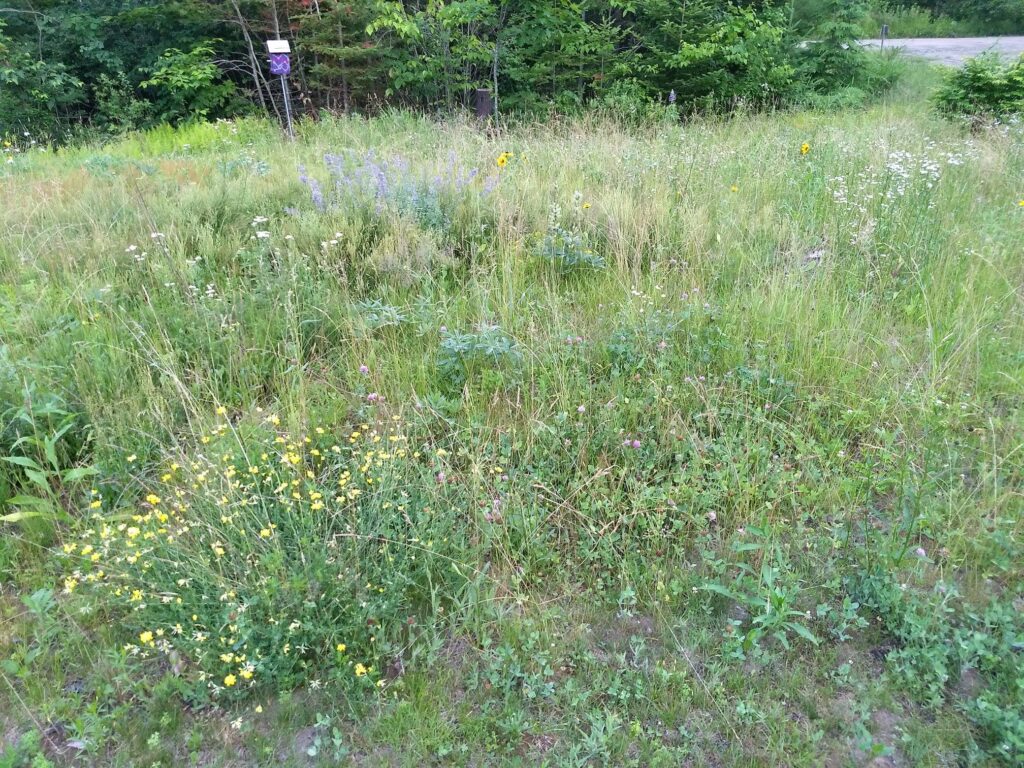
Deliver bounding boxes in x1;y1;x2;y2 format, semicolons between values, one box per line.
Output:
1;97;1022;763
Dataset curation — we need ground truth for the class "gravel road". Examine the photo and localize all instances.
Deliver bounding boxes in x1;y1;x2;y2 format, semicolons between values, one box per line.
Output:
860;36;1024;66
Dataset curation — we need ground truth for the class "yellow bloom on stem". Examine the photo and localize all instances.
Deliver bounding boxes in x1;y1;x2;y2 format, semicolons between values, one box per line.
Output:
800;142;810;156
224;674;237;687
336;643;346;653
354;663;367;677
139;631;154;645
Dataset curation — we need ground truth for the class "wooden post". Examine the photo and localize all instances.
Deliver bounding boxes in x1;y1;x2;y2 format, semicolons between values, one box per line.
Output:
475;88;494;120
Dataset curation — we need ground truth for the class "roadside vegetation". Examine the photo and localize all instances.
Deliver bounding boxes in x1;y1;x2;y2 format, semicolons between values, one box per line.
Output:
1;53;1022;765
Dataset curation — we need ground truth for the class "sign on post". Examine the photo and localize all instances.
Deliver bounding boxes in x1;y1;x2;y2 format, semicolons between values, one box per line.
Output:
269;54;291;76
266;40;294;139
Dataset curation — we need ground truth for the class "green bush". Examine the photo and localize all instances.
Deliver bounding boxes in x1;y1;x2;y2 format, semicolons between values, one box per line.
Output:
934;53;1024;118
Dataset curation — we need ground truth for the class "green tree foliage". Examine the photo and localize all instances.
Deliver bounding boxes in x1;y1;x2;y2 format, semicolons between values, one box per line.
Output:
904;0;1024;33
2;0;1020;138
141;42;245;123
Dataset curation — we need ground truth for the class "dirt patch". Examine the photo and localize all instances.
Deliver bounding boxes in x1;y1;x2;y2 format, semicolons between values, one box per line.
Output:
824;695;908;768
438;634;475;671
861;709;907;767
278;725;318;766
835;642;885;679
954;667;986;702
587;612;658;664
350;745;399;766
518;730;558;758
1;722;24;754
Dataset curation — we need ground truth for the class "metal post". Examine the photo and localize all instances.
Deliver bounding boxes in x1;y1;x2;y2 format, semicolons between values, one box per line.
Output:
280;75;294;140
881;25;889;51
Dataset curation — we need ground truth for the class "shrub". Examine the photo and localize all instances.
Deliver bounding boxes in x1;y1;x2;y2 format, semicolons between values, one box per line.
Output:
934;53;1024;118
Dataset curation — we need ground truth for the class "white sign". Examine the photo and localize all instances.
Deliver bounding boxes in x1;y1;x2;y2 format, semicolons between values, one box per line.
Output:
267;40;291;54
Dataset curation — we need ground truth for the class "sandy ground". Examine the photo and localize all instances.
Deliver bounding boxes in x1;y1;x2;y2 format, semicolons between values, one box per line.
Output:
860;36;1024;66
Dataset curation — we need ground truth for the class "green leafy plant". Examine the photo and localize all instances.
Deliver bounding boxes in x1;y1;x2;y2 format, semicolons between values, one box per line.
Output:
1;390;95;532
437;325;521;390
141;42;241;124
934;53;1024;119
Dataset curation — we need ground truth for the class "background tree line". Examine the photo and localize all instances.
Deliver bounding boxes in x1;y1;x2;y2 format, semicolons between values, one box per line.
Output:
1;1;1021;140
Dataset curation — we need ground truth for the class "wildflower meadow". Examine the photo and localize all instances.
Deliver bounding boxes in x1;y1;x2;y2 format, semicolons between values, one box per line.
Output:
2;73;1023;766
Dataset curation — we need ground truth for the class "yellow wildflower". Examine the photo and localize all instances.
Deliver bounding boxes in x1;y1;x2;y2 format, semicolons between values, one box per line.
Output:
224;674;237;687
354;663;367;677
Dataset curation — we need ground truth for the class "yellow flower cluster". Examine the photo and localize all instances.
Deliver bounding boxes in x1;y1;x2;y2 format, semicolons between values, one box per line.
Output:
61;410;413;696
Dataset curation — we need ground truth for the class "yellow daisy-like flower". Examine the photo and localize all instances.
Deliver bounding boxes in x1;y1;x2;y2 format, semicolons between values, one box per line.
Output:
1018;199;1024;206
582;202;591;210
800;142;810;156
139;631;154;645
336;643;346;653
354;663;367;677
224;674;237;687
496;151;512;168
730;185;739;192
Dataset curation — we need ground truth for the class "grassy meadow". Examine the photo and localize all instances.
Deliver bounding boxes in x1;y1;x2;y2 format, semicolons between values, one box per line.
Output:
1;73;1023;766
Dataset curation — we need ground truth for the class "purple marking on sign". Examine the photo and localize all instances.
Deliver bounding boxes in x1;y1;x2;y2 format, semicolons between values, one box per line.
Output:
269;53;291;76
